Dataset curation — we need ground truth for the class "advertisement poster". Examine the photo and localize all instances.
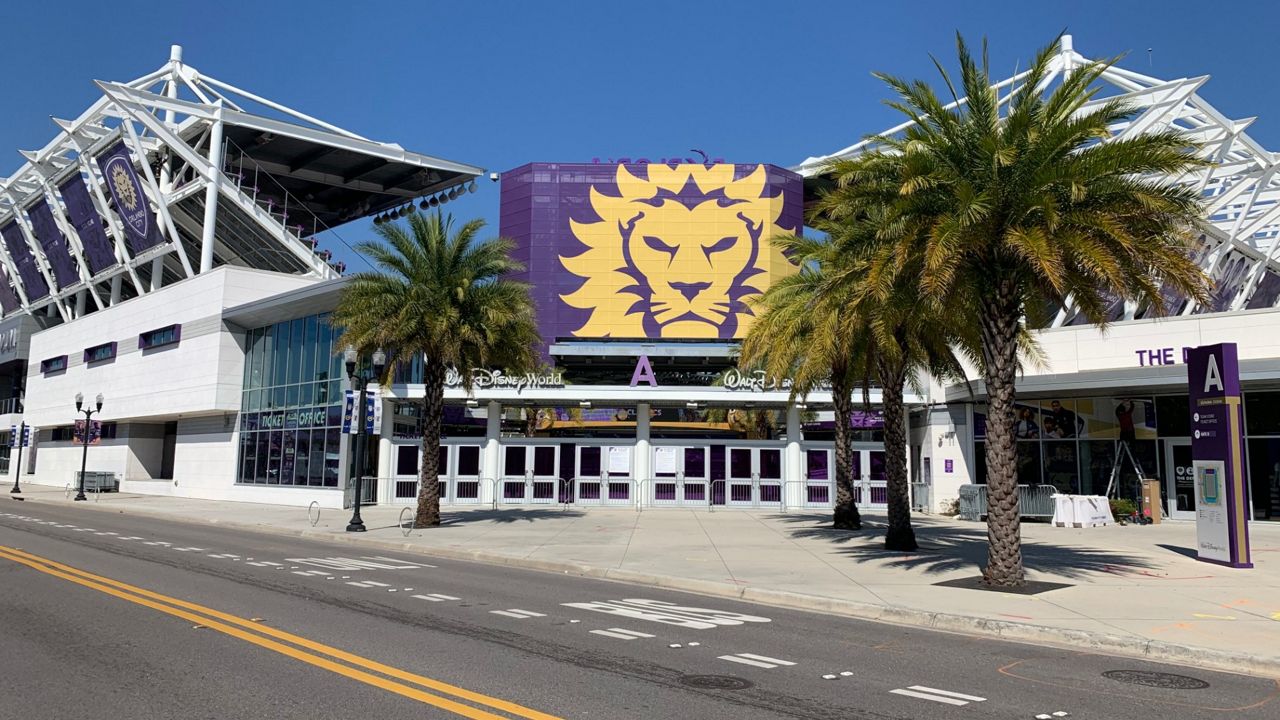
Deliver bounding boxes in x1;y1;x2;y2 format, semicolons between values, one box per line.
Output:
607;446;632;475
654;447;678;476
73;419;102;446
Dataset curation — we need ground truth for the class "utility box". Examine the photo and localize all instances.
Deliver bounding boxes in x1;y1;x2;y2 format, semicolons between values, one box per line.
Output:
1141;478;1162;524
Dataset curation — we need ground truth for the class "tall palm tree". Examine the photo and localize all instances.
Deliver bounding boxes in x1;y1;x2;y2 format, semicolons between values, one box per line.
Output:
840;34;1210;584
333;212;539;528
741;235;874;530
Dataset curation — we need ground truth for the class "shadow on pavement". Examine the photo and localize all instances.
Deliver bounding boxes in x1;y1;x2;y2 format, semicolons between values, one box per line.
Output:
438;508;587;526
1156;543;1199;560
774;512;1158;579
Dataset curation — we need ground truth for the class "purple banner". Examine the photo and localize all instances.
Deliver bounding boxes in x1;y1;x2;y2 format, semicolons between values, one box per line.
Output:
1186;343;1252;568
95;142;166;255
0;222;48;301
0;265;20;314
58;174;118;276
27;200;79;290
498;162;803;347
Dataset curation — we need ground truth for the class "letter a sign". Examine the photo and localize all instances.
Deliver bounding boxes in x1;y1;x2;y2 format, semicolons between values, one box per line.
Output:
630;354;658;387
1186;343;1252;568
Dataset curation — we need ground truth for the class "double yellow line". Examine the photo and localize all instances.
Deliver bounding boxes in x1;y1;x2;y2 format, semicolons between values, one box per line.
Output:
0;546;562;720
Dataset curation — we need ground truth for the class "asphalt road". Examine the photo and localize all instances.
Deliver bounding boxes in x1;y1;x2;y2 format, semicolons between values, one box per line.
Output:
1;499;1276;720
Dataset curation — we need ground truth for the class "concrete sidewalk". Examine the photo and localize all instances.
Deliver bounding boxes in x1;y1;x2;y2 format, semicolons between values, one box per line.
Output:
9;484;1280;677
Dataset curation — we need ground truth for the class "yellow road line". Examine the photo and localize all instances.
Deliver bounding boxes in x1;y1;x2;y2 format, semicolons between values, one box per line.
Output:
0;546;562;720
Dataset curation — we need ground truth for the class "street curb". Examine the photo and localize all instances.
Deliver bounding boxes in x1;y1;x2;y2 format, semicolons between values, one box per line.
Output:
17;493;1280;679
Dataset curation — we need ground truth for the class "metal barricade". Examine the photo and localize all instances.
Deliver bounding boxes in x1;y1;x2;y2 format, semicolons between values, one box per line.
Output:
74;471;118;493
957;484;1058;521
910;483;933;512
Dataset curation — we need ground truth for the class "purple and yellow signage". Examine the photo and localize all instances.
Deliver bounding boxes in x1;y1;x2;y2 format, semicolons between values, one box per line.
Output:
96;142;167;255
1186;343;1252;568
500;162;802;342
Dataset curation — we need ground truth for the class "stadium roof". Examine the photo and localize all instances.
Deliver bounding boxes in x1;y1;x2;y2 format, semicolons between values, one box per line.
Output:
0;45;483;324
796;35;1280;320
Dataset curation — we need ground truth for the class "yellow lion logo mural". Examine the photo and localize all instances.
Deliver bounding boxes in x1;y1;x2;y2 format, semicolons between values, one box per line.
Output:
560;164;794;339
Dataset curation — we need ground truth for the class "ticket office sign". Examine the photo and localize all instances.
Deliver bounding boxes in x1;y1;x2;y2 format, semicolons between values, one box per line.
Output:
1186;343;1252;568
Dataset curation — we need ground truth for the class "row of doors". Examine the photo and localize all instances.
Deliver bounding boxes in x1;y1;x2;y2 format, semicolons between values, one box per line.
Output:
390;442;887;507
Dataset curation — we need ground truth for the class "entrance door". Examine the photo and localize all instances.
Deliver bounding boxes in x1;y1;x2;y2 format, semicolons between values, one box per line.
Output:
575;445;634;505
652;446;709;506
501;445;558;504
1165;439;1195;520
725;447;784;507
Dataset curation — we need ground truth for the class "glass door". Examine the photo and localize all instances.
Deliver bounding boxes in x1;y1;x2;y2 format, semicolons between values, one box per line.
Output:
1165;438;1194;520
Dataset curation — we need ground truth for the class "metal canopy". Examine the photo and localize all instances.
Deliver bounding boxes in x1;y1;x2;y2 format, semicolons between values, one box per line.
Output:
796;35;1280;318
0;44;484;325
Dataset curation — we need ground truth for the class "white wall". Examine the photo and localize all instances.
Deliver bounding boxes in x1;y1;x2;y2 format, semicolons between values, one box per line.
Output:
21;267;322;491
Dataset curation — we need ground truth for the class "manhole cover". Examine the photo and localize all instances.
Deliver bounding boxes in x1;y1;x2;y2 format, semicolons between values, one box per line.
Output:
1102;670;1209;690
679;675;753;691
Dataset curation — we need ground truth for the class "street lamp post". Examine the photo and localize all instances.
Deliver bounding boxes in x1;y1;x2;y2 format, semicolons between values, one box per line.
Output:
73;392;103;502
344;346;386;532
9;422;26;494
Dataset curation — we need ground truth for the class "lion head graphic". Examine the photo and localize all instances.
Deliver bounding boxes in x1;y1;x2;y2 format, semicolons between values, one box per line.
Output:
560;164;794;339
110;164;139;212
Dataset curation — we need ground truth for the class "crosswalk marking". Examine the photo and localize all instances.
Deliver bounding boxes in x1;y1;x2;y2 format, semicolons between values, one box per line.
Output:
491;609;545;619
718;653;795;669
590;628;656;640
411;593;460;602
890;686;986;706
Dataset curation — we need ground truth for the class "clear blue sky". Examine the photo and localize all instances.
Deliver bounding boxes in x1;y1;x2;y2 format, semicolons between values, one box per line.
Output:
2;0;1277;270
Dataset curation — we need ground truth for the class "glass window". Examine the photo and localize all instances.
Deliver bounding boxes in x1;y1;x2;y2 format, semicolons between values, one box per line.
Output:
293;430;309;485
729;448;752;478
760;449;781;480
533;446;556;476
272;322;290;388
973;441;987;484
1246;392;1280;436
1040;399;1080;438
239;432;255;482
286;383;299;408
805;449;829;480
457;446;480;476
869;450;885;482
1014;402;1042;440
1085;397;1156;441
255;431;272;483
1155;395;1190;437
505;446;526;476
1043;441;1079;493
308;431;326;486
579;446;601;477
1016;442;1042;485
316;317;333;383
1245;438;1280;520
260;327;274;388
396;445;418;475
288;318;304;384
684;447;706;478
268;430;284;485
323;428;341;487
302;316;318;386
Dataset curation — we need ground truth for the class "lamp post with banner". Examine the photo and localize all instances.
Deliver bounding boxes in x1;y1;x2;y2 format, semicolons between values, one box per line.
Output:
343;346;385;532
73;393;104;502
9;422;29;494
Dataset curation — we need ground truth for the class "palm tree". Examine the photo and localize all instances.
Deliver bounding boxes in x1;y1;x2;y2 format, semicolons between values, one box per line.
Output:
332;212;539;528
741;236;875;530
839;34;1210;584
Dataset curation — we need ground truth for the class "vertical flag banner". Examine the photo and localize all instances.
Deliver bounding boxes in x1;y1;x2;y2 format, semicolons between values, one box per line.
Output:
0;222;49;300
73;419;103;446
58;173;119;276
367;388;382;435
95;142;167;255
8;425;14;448
342;390;355;434
27;200;79;289
1186;343;1252;568
0;265;20;314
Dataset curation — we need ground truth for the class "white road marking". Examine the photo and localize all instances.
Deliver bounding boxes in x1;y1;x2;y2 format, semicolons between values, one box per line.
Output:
173;547;205;552
563;598;771;630
688;642;700;647
590;628;655;640
119;536;143;540
839;671;852;677
889;686;986;706
1036;714;1070;719
491;609;546;619
823;674;837;680
409;593;456;602
718;653;795;669
284;556;435;571
346;582;373;588
363;581;390;588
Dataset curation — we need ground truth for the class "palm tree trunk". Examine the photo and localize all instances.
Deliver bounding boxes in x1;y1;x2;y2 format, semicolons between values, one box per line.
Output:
831;372;862;530
879;357;917;551
414;360;444;528
979;280;1024;586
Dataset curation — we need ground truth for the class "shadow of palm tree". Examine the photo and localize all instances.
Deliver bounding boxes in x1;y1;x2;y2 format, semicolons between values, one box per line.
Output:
772;512;1157;580
437;508;587;526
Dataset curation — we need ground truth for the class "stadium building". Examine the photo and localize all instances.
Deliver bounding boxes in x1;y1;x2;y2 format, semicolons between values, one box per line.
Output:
3;37;1277;523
